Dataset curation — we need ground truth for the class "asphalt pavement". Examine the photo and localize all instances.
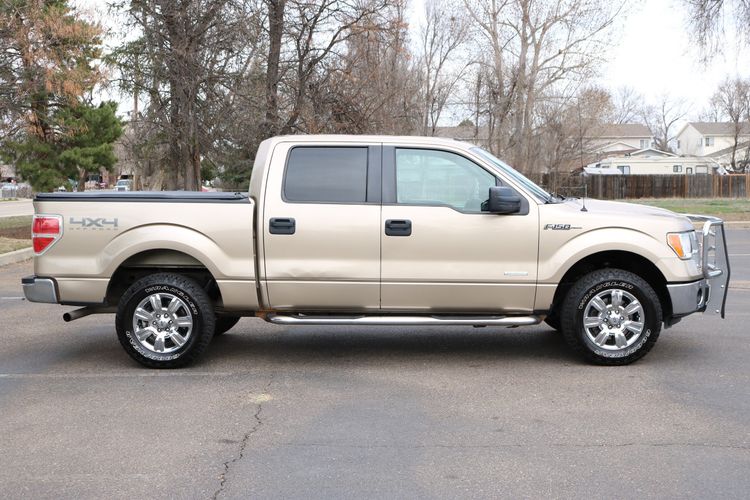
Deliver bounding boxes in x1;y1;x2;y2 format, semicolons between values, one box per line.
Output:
0;230;748;499
0;199;33;218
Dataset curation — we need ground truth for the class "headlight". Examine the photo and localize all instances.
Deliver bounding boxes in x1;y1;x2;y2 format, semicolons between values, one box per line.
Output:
667;231;697;260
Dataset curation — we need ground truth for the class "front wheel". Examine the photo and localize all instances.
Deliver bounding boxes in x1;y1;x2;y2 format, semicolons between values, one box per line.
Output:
116;273;215;368
560;269;662;365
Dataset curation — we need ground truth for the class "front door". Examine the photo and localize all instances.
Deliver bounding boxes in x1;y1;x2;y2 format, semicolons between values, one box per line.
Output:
380;147;539;312
263;142;382;311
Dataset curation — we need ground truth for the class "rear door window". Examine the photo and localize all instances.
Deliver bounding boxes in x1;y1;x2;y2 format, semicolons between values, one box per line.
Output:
284;147;368;203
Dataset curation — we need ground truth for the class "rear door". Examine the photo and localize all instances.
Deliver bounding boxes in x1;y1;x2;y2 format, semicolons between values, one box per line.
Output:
262;142;382;311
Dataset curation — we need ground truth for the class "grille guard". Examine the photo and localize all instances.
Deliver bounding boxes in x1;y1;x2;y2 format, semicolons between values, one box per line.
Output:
685;214;731;318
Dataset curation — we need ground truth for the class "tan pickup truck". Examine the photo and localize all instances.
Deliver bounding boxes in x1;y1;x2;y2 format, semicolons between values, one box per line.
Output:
22;135;730;368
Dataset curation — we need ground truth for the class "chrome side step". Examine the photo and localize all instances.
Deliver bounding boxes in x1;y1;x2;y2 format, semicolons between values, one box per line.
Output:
266;313;542;327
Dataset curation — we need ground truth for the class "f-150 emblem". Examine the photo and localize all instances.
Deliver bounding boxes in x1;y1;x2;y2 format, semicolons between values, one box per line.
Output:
69;217;119;230
544;223;581;230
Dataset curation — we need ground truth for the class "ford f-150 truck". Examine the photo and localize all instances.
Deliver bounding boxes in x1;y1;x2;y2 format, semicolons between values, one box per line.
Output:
22;135;730;368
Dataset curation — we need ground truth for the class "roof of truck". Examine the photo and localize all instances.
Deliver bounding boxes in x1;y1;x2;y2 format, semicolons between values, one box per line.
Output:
265;134;478;150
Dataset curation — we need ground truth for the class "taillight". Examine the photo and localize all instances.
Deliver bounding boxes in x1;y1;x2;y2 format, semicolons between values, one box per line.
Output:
32;215;63;255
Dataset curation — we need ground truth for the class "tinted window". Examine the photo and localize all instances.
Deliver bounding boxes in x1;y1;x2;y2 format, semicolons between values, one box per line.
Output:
285;147;368;203
396;149;496;212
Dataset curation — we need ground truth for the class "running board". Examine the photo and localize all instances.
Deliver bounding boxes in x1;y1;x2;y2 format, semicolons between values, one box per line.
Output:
265;314;542;327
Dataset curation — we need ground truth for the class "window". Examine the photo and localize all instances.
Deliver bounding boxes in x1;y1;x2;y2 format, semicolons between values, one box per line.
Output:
705;137;714;147
640;139;649;149
696;165;708;174
686;167;694;175
396;149;497;212
617;165;630;175
673;165;682;173
677;140;681;149
284;147;368;203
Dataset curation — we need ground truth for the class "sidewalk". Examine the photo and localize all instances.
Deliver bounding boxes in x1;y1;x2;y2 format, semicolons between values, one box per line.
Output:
0;247;32;267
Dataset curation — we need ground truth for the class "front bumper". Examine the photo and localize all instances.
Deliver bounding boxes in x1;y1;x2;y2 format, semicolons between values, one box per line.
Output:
668;215;730;320
667;279;709;316
22;276;58;304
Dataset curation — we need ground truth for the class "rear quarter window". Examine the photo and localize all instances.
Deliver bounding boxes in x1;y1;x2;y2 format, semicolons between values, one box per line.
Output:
284;147;368;203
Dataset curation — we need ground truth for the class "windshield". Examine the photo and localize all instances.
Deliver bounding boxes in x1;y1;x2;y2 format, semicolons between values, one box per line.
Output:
470;147;552;203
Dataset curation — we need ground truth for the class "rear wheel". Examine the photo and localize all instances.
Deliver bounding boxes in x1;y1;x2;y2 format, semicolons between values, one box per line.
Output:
116;273;215;368
560;269;662;365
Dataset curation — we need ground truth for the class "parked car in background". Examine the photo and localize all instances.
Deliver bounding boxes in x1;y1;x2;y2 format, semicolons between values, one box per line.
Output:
115;179;133;192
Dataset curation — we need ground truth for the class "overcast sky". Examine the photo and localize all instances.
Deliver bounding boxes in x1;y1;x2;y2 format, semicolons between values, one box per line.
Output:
78;0;749;121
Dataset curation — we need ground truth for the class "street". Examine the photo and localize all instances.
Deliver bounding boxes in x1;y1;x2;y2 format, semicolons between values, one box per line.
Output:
0;230;748;499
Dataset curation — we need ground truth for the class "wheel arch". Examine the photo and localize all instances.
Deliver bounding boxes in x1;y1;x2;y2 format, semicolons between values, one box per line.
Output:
550;250;672;321
105;249;224;307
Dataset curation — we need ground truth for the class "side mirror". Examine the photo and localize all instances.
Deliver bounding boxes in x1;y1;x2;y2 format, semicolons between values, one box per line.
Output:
485;186;521;214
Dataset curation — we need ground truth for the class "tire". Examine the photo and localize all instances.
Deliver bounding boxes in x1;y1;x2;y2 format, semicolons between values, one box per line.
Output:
214;315;240;336
560;269;662;366
116;273;215;368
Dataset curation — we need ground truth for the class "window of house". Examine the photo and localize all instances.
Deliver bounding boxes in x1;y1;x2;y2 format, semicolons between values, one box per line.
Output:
696;165;708;174
396;149;497;212
673;165;682;173
617;165;631;175
686;167;694;175
284;147;368;203
640;139;649;149
705;137;715;147
677;140;681;149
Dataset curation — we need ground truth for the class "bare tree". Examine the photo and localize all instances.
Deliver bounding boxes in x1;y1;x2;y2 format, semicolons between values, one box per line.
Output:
711;77;750;170
113;0;261;190
609;86;643;124
683;0;750;56
464;0;623;172
641;95;688;153
419;0;470;135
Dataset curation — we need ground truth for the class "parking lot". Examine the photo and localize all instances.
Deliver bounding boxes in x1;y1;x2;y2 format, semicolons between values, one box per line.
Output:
0;230;748;499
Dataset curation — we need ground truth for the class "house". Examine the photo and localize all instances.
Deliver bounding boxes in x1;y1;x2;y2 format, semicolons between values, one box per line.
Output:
675;122;750;157
586;123;653;154
706;141;750;172
585;148;723;175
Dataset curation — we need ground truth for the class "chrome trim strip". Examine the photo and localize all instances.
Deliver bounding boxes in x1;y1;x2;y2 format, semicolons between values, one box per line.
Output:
266;314;542;327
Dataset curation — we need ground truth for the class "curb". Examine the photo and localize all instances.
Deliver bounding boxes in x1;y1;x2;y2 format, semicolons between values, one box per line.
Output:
0;247;33;267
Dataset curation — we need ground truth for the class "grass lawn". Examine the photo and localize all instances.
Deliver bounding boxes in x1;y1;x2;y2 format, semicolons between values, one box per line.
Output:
0;198;18;202
0;215;32;242
0;237;30;253
627;198;750;221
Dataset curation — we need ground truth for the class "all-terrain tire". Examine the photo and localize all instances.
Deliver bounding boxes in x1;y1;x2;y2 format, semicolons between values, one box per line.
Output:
560;269;662;365
214;315;241;336
116;273;215;368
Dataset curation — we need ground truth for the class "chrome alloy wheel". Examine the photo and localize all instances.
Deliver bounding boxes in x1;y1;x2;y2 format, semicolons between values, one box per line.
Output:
582;289;645;351
131;293;193;354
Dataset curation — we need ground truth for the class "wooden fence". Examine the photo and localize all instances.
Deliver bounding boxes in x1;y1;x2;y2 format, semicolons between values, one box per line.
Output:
524;174;750;199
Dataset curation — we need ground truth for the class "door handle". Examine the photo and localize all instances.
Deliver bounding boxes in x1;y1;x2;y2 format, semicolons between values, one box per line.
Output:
385;219;412;236
269;217;296;235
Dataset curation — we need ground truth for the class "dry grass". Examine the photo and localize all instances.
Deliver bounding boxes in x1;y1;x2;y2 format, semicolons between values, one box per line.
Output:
0;237;30;254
